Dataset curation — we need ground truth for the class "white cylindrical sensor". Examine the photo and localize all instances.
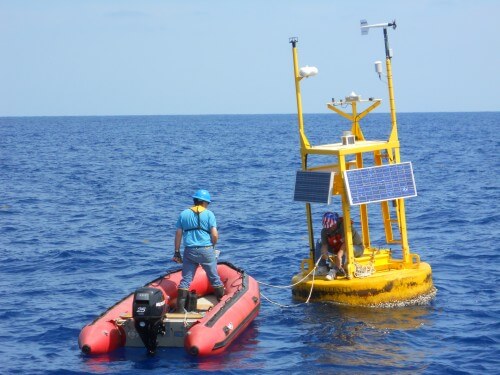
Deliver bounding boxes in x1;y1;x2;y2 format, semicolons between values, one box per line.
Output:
299;66;318;78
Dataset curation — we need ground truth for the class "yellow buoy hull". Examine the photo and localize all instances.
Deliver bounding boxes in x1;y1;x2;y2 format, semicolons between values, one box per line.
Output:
291;262;434;307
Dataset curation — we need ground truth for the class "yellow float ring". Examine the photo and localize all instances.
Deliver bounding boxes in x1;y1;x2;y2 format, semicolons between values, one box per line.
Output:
291;262;434;307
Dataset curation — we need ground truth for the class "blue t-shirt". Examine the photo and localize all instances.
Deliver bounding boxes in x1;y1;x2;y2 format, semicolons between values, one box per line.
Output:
176;208;217;247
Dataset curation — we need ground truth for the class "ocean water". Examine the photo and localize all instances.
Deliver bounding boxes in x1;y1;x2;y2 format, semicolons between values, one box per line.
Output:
0;112;499;374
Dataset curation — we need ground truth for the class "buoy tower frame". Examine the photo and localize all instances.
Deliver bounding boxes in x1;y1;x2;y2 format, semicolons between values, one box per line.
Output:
289;23;434;306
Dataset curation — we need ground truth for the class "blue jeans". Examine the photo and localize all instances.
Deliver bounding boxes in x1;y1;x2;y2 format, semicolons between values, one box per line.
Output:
178;246;223;290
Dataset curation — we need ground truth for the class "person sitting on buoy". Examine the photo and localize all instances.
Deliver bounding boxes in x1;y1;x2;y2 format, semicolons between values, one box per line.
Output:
173;189;225;312
316;211;364;278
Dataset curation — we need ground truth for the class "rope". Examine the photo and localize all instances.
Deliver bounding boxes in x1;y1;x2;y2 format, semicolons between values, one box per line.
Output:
256;258;323;308
256;257;323;289
354;262;375;278
354;249;377;278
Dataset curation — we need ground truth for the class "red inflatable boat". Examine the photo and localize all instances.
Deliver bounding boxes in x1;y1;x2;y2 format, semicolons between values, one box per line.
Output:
78;262;260;356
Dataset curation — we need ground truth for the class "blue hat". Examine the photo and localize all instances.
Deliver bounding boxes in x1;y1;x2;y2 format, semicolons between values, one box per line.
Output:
192;189;211;203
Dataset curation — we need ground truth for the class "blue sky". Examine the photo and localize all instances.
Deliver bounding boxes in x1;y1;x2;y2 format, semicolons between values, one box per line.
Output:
0;0;498;116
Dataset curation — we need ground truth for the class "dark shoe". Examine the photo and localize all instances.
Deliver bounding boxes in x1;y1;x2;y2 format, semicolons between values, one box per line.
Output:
176;289;189;313
214;286;225;302
337;267;346;277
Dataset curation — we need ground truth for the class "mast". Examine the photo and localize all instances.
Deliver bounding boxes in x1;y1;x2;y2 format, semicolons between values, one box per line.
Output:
289;37;315;262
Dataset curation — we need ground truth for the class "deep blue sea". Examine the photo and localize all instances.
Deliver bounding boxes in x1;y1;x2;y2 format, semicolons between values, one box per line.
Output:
1;112;499;374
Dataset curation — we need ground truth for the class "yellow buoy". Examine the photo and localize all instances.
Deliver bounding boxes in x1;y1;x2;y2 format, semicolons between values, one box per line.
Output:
292;262;434;307
288;23;435;307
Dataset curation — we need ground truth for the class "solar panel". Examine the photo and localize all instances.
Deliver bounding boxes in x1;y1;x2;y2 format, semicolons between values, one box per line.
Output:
344;162;417;205
294;171;334;204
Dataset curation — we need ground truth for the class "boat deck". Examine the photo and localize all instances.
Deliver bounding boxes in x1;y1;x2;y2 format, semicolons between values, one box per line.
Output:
119;294;219;348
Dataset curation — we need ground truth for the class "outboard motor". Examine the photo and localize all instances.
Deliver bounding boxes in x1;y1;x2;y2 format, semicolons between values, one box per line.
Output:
132;287;166;355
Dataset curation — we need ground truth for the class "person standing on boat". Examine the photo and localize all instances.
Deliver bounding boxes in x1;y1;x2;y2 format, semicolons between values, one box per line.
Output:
317;211;364;278
173;189;225;312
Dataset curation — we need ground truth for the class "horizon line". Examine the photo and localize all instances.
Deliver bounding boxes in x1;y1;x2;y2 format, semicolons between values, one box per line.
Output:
1;110;499;119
